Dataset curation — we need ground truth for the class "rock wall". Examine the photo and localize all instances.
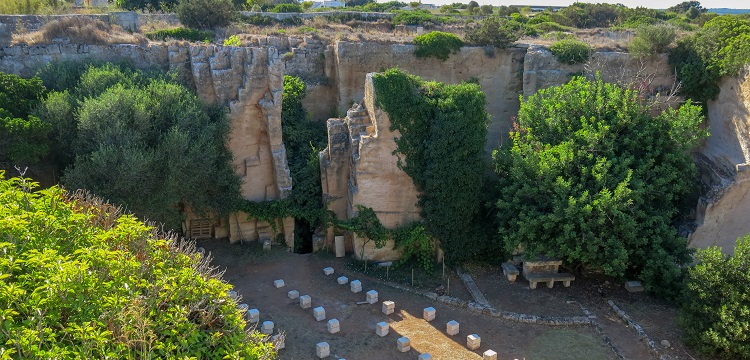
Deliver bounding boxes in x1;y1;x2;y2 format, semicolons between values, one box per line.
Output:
0;43;294;248
689;69;750;255
320;74;421;260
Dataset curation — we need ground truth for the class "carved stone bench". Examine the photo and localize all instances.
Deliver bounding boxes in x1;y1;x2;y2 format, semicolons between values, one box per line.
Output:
501;262;520;283
525;273;575;289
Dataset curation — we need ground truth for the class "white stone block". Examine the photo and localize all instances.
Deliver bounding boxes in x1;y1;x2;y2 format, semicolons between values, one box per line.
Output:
323;267;335;275
418;354;432;360
483;350;497;360
247;308;259;323
467;334;481;350
288;290;299;299
382;300;395;315
366;290;378;304
397;337;411;352
375;321;389;337
316;342;330;358
300;295;312;309
423;307;436;321
350;280;362;293
313;306;326;321
238;303;248;312
337;276;349;284
327;318;340;333
274;279;285;288
261;321;274;334
446;320;459;336
272;334;285;350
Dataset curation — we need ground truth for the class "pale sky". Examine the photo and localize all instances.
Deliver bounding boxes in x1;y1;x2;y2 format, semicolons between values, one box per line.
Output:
400;0;750;9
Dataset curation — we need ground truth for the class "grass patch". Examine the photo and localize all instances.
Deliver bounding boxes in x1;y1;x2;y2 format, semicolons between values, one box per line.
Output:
145;27;214;42
528;329;615;360
12;17;146;45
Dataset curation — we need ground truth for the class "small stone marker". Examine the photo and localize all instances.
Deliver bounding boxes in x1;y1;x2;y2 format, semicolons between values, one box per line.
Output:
350;280;362;293
483;350;498;360
238;303;249;312
300;295;312;309
247;308;259;323
262;239;271;251
467;334;481;350
323;267;335;275
418;354;432;360
375;321;389;337
272;334;285;350
261;321;274;334
274;279;285;288
446;320;460;336
366;290;378;304
397;337;411;352
382;300;395;315
661;339;671;348
313;306;326;321
625;280;644;293
316;342;330;358
337;276;349;285
423;307;436;321
288;290;299;299
327;319;340;333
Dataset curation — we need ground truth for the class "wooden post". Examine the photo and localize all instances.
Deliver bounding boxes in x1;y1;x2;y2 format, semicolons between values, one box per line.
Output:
386;264;389;281
447;278;450;295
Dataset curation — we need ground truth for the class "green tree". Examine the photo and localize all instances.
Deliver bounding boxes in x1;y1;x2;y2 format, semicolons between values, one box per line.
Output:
464;17;519;48
176;0;235;29
494;76;707;296
549;38;592;64
480;4;493;15
414;31;464;61
668;1;704;14
680;235;750;359
467;0;478;14
629;24;677;56
0;72;50;165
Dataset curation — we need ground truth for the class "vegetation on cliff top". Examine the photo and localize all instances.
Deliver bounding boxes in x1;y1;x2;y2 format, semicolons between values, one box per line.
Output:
0;173;275;358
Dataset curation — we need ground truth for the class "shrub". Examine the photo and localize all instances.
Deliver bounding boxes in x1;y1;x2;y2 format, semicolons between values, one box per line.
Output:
494;76;706;297
464;17;519;48
0;0;69;14
115;0;179;10
680;235;750;359
549;38;591;64
393;10;436;26
0;72;50;164
176;0;235;29
629;24;677;56
11;17;147;46
531;21;574;33
223;34;242;46
414;31;463;61
270;3;302;12
145;27;215;42
0;173;276;359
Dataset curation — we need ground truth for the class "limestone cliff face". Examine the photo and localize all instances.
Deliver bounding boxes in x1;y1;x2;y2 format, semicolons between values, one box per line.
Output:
0;43;294;247
690;69;750;255
320;74;421;261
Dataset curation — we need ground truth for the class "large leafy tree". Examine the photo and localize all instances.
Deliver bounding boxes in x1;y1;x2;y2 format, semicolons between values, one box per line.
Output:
35;63;241;229
494;76;707;296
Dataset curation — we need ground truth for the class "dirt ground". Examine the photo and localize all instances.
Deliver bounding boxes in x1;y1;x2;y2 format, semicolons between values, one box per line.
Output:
198;239;706;360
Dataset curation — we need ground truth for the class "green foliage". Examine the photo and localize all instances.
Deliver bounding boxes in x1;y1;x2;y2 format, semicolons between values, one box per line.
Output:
116;0;179;10
270;3;301;12
668;1;705;14
669;15;750;105
372;68;490;265
494;76;707;297
680;235;750;359
557;2;620;28
33;63;241;230
629;24;677;56
393;223;433;271
464;17;520;48
223;34;242;46
0;0;70;14
145;27;215;42
0;72;50;165
0;173;276;359
549;38;592;64
413;31;463;61
338;205;390;250
392;10;454;26
176;0;235;29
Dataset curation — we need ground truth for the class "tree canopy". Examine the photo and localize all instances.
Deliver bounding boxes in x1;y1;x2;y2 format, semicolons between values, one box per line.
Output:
0;72;50;165
493;75;707;296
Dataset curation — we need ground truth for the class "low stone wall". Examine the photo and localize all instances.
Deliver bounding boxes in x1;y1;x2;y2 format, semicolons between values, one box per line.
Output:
238;11;394;21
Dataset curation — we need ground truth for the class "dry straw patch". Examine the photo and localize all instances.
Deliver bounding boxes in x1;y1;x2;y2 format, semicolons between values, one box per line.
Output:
12;17;147;45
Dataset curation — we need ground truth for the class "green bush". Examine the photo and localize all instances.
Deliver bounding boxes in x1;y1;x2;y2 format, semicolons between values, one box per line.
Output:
116;0;180;11
530;21;574;33
393;10;437;26
176;0;235;29
629;24;677;56
0;72;50;164
270;3;302;12
680;235;750;359
0;0;69;14
549;38;592;64
0;173;276;359
414;31;463;61
494;76;706;297
145;27;215;42
464;17;519;48
223;34;242;46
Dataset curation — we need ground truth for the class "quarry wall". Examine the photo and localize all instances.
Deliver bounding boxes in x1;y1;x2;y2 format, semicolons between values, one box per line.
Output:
1;39;745;257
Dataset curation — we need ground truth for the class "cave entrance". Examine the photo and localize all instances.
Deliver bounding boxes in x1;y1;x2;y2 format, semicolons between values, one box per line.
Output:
294;219;314;253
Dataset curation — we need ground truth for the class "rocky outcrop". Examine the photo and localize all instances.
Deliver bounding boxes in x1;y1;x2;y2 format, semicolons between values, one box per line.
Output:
320;73;421;260
689;69;750;255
